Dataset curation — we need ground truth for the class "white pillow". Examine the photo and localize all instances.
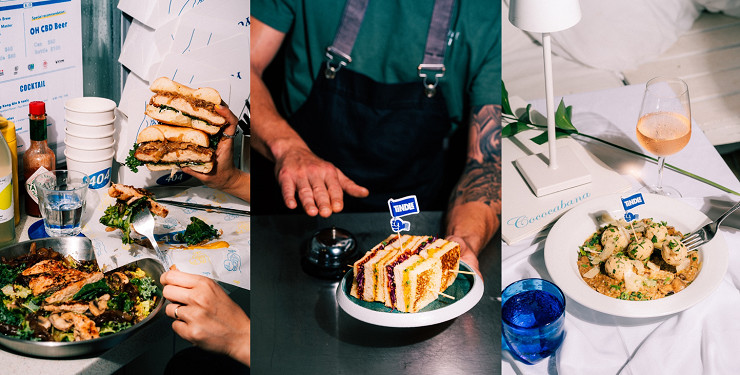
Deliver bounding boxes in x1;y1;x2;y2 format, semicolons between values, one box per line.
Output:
538;0;701;71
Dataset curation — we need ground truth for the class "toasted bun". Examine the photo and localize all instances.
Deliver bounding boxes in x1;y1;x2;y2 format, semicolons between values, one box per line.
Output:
145;105;223;135
147;77;226;132
136;124;210;148
150;77;222;104
146;162;213;174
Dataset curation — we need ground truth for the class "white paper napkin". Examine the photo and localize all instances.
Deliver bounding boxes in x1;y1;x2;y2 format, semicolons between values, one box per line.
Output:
81;186;250;290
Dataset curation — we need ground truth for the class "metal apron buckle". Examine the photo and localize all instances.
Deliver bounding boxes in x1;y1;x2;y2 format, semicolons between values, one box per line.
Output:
325;47;352;79
418;64;445;97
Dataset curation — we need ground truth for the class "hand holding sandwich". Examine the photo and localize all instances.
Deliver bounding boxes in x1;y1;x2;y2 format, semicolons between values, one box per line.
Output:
182;104;250;202
161;268;250;367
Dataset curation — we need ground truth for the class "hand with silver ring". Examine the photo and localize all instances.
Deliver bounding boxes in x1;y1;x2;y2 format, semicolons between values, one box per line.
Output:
161;267;250;366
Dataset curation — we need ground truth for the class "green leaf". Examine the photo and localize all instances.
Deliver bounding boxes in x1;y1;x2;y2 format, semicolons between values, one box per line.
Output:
502;81;513;116
518;104;532;124
501;121;530;138
530;128;573;145
555;99;577;131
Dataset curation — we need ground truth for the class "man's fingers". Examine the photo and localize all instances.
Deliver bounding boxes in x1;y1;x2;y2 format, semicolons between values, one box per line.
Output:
337;170;369;198
278;174;298;210
294;176;319;216
307;174;333;217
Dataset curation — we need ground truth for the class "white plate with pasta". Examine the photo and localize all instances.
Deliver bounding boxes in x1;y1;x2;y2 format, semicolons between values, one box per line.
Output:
544;193;728;318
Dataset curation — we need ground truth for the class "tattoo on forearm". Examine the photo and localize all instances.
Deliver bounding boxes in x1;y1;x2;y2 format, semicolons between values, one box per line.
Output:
449;104;502;213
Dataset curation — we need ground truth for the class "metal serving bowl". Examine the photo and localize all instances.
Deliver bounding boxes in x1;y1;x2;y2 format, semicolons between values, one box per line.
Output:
0;236;164;358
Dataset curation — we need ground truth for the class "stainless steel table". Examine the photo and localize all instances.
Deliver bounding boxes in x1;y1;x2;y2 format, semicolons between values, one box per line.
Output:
252;211;500;374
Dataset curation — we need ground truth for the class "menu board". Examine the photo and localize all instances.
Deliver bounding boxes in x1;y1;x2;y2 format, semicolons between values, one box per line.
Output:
0;0;82;158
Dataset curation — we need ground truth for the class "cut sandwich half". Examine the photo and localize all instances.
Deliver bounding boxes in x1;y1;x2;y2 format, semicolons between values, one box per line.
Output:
420;239;461;290
350;234;407;301
381;236;440;307
146;77;227;135
392;255;443;313
132;124;214;173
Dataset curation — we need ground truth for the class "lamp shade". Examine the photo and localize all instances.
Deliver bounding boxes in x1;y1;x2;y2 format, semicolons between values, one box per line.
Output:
509;0;581;33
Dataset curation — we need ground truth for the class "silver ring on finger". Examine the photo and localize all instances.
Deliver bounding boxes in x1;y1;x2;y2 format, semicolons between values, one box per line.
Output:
174;305;181;320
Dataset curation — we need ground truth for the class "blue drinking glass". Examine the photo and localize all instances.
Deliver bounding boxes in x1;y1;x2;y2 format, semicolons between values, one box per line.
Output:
501;278;566;365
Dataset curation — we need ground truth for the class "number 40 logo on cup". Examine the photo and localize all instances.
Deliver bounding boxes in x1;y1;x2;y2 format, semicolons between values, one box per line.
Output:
388;195;420;232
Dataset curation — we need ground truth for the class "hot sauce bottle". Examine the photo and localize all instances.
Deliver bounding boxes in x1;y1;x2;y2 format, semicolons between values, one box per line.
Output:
23;101;56;217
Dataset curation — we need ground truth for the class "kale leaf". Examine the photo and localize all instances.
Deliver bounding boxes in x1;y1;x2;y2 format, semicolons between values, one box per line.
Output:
124;143;144;173
178;217;219;246
73;279;112;301
0;263;24;287
99;198;151;244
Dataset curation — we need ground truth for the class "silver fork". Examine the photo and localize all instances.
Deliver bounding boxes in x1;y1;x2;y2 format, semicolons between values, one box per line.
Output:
683;200;740;251
132;209;172;270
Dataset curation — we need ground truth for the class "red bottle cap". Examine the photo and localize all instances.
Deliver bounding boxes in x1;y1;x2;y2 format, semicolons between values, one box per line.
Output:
29;101;46;116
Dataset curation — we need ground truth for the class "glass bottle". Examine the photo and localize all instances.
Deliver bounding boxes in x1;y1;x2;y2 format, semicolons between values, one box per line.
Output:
23;101;56;217
0;117;14;245
0;117;19;225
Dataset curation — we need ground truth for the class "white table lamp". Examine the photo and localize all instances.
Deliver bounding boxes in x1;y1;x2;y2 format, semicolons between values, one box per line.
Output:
509;0;591;196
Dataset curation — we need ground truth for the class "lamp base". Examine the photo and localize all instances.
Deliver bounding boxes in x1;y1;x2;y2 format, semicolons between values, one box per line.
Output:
514;146;592;197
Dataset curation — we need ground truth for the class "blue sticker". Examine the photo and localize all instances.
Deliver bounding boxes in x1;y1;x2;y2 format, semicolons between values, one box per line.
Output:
156;171;192;186
390;217;411;232
88;167;111;190
621;193;645;211
388;195;420;218
624;212;639;222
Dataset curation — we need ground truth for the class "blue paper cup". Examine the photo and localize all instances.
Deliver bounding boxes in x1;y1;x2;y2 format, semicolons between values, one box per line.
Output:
501;278;566;365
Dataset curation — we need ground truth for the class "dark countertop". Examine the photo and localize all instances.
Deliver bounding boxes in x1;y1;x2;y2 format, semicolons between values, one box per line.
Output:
252;211;500;374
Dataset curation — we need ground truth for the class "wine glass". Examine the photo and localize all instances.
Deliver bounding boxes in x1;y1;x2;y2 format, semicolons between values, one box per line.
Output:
636;77;692;197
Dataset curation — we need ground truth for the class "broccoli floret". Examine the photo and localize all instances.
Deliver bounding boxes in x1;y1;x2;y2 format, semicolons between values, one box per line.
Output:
130;276;158;300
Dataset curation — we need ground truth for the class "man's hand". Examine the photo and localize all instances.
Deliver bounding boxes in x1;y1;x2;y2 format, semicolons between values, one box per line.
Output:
182;104;250;202
161;268;250;366
274;146;369;217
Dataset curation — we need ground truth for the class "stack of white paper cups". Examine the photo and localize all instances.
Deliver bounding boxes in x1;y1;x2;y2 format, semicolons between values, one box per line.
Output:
64;97;116;191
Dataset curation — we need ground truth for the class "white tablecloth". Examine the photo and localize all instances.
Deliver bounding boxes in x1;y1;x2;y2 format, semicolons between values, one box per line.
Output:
503;84;740;374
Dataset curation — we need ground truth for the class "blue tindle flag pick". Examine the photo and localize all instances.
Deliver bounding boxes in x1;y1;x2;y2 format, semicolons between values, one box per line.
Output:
621;193;645;222
388;195;420;232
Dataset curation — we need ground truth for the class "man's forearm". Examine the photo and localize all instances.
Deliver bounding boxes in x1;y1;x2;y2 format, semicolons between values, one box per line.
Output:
446;104;502;255
220;171;250;202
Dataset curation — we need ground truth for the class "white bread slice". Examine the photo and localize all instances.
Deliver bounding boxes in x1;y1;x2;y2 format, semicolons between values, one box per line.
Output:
146;104;223;135
393;255;442;313
136;124;210;147
373;236;427;303
420;239;461;290
381;236;439;307
350;234;404;300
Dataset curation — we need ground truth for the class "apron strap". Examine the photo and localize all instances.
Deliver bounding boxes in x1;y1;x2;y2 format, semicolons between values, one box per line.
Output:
325;0;370;79
418;0;455;97
325;0;456;96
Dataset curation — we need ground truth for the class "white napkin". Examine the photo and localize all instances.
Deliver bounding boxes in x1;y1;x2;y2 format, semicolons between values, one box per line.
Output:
81;186;250;290
503;225;740;374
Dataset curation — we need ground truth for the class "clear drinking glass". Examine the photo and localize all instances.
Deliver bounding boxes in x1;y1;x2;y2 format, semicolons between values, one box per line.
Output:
34;170;89;237
636;77;692;197
502;278;566;365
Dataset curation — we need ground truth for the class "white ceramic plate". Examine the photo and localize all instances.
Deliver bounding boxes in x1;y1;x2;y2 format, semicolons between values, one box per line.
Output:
544;193;728;318
336;261;484;327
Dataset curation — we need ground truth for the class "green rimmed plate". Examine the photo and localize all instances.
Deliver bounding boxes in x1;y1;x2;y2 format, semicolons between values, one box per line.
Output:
336;261;484;327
